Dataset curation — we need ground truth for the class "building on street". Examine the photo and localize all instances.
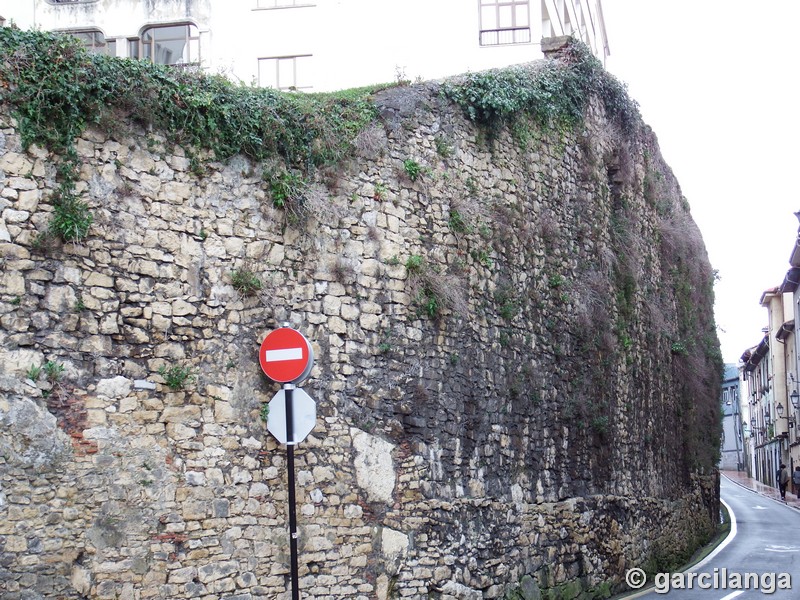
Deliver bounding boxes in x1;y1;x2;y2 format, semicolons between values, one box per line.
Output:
740;212;800;486
0;0;609;92
719;364;743;471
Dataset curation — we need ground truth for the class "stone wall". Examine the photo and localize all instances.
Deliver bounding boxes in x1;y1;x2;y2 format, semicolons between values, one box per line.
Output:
0;71;720;599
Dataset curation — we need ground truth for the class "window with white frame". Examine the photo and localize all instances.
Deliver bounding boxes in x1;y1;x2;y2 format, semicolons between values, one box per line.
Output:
137;23;200;66
258;55;312;91
67;29;116;56
479;0;531;46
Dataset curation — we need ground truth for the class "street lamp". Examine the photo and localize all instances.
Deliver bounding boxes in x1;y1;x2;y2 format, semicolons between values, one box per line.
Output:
791;390;800;410
776;402;796;427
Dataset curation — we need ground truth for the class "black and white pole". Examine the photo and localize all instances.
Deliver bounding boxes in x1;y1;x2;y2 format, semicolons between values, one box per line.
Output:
259;326;316;600
285;383;300;600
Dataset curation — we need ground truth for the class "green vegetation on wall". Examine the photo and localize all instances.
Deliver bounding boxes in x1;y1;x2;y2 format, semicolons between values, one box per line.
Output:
0;27;379;170
0;26;380;239
442;38;639;136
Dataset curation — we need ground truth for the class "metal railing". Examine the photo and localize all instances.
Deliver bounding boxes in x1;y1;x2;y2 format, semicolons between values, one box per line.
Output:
479;26;531;46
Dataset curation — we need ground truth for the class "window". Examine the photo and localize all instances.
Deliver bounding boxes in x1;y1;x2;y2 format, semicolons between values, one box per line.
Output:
68;29;116;56
138;24;199;66
479;0;531;46
258;55;312;91
256;0;314;8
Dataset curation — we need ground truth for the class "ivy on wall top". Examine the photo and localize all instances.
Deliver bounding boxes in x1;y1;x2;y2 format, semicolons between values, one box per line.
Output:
0;27;638;241
441;38;640;136
0;26;380;173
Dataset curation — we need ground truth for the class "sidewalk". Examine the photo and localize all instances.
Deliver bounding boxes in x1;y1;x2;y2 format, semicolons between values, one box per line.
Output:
721;469;800;509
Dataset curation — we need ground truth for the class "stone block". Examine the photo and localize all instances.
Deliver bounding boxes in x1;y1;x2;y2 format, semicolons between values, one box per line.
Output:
133;379;156;390
160;406;201;423
185;471;206;486
42;285;77;314
17;189;39;211
95;375;133;399
84;272;114;287
197;560;238;584
351;428;396;502
214;400;235;423
168;566;197;584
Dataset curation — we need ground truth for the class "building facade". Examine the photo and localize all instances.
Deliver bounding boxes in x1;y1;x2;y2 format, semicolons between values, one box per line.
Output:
739;214;800;487
741;334;775;482
719;364;743;471
784;225;800;475
0;0;609;92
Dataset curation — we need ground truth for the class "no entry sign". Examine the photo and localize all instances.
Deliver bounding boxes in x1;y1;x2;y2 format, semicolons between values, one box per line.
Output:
259;327;314;384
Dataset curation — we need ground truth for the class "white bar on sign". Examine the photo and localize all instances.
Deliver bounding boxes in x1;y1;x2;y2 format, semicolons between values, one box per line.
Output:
265;347;303;362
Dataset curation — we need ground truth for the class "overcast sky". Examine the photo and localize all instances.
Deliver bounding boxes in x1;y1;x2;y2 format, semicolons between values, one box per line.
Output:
601;0;800;364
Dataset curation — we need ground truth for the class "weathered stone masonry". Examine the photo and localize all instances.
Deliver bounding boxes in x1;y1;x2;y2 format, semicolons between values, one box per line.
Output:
0;70;719;598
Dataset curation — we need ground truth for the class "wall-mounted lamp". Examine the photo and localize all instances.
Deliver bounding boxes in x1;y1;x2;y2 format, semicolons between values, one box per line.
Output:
791;390;800;410
776;402;796;427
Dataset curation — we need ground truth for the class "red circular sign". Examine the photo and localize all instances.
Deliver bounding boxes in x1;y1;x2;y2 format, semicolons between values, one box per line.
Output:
259;328;313;383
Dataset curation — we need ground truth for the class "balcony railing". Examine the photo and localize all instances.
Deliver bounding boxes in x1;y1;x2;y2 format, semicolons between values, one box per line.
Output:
479;26;531;46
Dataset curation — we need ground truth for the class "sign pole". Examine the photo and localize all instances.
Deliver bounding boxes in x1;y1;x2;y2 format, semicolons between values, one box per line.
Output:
260;325;316;600
285;383;300;600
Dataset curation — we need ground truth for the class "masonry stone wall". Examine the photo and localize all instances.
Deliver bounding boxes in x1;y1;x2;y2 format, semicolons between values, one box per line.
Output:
0;75;719;599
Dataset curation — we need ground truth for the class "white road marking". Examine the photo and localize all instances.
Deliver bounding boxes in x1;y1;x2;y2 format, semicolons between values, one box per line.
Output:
265;347;303;362
764;545;800;553
752;505;768;510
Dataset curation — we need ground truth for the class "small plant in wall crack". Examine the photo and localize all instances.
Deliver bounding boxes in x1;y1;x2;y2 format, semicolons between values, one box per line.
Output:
403;159;422;182
73;295;86;312
373;182;388;201
434;135;453;159
158;364;195;391
405;254;425;274
265;169;305;210
26;364;42;382
416;286;441;319
404;254;468;320
260;403;270;423
494;286;520;321
448;208;471;234
43;360;65;382
230;267;263;297
49;190;93;242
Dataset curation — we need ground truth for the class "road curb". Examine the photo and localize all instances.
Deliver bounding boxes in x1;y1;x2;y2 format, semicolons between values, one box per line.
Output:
611;492;738;599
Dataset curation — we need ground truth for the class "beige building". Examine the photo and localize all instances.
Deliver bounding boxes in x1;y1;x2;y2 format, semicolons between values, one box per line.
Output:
782;219;800;477
0;0;609;92
741;220;800;486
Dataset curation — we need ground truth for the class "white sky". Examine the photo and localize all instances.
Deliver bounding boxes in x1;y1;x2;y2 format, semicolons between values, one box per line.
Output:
602;0;800;364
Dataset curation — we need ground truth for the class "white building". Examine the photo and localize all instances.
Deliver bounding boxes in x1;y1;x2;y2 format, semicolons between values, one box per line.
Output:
0;0;609;92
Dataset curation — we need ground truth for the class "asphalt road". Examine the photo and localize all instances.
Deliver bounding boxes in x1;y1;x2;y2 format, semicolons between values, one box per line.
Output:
624;475;800;599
